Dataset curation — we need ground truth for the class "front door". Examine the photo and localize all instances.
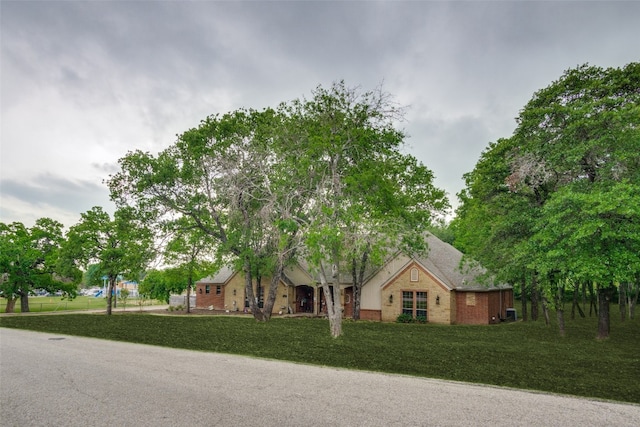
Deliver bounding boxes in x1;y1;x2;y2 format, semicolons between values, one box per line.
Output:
296;285;314;314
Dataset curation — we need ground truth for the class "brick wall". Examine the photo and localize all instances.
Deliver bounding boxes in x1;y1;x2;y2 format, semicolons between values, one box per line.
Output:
454;289;514;325
196;283;225;309
359;309;382;321
380;262;452;324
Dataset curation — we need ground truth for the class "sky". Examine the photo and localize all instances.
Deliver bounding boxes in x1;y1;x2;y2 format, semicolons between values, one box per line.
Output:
1;1;639;229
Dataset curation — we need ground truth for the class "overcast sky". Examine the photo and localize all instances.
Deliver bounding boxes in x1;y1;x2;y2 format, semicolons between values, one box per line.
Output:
2;1;639;228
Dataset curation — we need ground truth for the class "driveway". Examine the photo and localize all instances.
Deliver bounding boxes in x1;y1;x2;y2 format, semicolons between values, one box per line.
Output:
1;328;638;426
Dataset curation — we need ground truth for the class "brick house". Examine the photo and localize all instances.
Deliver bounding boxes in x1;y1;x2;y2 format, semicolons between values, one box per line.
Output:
195;234;513;325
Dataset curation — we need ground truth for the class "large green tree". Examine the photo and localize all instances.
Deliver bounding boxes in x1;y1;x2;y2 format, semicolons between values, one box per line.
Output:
110;108;302;321
284;82;447;336
0;218;76;313
62;206;154;315
161;219;217;312
110;83;447;335
454;62;640;338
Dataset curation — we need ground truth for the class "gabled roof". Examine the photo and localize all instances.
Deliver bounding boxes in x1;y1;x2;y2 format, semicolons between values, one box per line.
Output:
196;234;510;291
196;265;235;285
415;234;509;291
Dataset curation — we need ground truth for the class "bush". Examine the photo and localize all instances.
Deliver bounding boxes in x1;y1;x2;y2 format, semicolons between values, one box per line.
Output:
396;313;413;323
396;313;428;324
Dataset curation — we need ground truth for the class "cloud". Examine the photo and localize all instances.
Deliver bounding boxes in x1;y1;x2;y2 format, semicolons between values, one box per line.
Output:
2;0;639;228
0;173;113;227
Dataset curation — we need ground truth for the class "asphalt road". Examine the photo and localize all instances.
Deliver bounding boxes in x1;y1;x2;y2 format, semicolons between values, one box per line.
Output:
1;327;638;427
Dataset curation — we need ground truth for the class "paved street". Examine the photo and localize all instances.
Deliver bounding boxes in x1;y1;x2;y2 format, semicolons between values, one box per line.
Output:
1;327;638;426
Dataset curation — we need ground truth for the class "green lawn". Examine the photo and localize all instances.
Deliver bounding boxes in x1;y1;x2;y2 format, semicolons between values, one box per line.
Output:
1;308;638;404
0;295;162;313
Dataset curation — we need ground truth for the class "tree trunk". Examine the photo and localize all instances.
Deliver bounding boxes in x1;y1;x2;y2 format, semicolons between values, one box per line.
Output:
531;274;539;321
186;276;192;314
629;282;639;319
4;296;17;313
588;282;597;316
556;283;565;337
351;258;360;320
244;265;265;322
597;284;613;340
571;286;585;319
541;296;550;326
351;249;368;321
520;277;528;322
106;278;115;315
319;264;342;338
619;283;626;322
262;260;286;321
19;289;30;313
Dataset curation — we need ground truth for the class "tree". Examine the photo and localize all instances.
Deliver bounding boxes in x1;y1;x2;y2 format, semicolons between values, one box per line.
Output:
139;269;176;303
454;62;640;338
0;218;76;313
162;221;217;313
532;181;640;338
512;63;640;339
82;263;105;289
452;137;540;321
62;206;154;315
110;108;302;321
284;82;447;336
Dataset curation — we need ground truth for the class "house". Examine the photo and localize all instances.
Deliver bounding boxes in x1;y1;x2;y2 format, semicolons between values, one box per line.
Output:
195;234;513;325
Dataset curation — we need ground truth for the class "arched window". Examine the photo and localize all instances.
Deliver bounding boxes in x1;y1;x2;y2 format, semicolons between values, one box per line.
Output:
410;267;419;282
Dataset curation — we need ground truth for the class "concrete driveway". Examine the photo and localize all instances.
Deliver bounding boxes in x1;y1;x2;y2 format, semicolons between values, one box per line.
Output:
1;328;638;426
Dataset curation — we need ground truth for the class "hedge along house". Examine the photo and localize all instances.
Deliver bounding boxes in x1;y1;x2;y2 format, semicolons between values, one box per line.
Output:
195;234;513;325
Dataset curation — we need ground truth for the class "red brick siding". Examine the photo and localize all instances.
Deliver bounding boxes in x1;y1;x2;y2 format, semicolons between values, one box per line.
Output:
343;288;354;318
359;309;382;321
455;292;486;324
454;289;514;325
196;283;225;309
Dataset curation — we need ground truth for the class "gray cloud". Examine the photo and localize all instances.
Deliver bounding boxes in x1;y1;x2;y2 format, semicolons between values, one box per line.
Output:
2;1;639;227
0;173;112;221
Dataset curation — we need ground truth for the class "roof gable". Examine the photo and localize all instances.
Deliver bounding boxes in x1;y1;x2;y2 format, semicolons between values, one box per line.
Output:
415;234;507;290
196;265;236;285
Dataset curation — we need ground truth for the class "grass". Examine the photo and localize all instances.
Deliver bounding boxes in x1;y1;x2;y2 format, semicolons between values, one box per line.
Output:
1;306;639;404
0;295;163;313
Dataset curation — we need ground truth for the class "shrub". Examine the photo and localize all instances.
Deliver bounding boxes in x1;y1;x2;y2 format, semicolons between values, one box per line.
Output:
396;313;413;323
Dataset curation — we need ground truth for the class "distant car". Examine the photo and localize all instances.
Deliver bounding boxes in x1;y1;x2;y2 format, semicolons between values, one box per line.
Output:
81;288;101;297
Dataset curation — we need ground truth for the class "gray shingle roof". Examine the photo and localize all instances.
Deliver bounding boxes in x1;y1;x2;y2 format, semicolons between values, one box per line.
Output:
197;265;235;284
416;234;509;291
195;234;510;291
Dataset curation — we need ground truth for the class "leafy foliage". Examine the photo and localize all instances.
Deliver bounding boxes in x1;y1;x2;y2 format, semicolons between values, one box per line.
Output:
110;82;448;334
61;207;154;315
0;218;76;312
453;62;640;338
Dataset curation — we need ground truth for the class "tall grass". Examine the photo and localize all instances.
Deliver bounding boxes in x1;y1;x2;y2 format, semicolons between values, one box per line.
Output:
1;307;638;403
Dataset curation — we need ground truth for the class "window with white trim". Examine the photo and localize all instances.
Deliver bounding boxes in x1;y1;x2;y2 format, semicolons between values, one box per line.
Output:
402;290;428;320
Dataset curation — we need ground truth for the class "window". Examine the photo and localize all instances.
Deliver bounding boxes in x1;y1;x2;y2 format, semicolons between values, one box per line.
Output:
216;285;221;295
466;293;476;306
410;268;419;282
402;290;428;320
205;285;210;294
416;292;427;318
